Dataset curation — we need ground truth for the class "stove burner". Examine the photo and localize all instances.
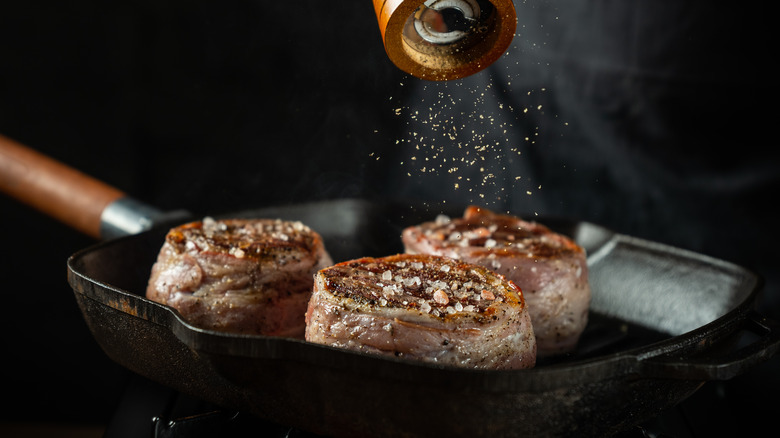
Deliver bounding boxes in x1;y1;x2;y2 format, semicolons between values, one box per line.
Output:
104;355;779;438
102;376;324;438
152;411;315;438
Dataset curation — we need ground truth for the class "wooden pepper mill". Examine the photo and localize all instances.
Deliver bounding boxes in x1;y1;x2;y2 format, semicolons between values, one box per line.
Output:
373;0;517;80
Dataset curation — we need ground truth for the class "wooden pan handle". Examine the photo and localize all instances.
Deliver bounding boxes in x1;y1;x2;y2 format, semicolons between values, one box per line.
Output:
0;134;125;239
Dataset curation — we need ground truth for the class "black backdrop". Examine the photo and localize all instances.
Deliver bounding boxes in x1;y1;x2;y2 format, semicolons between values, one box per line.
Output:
1;0;778;433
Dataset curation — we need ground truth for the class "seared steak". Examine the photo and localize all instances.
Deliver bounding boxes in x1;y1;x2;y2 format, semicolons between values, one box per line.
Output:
146;217;332;337
402;206;590;356
305;253;536;369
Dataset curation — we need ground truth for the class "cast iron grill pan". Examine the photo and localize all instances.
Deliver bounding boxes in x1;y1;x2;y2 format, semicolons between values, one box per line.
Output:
67;199;779;437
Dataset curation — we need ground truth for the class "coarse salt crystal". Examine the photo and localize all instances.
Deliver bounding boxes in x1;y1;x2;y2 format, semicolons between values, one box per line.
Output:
481;290;496;300
435;214;451;225
431;280;449;290
433;290;449;305
382;270;392;281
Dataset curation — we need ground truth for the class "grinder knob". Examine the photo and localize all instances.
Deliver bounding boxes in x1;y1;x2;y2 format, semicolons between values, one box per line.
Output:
373;0;517;80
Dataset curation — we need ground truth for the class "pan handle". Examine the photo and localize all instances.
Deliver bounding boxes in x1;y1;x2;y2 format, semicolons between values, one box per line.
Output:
639;311;780;381
0;134;188;239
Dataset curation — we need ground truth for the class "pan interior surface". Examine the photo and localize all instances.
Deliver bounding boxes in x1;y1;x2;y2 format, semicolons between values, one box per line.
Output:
587;235;757;336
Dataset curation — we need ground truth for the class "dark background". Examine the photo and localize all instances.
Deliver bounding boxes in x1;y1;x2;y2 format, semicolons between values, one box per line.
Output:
1;0;778;435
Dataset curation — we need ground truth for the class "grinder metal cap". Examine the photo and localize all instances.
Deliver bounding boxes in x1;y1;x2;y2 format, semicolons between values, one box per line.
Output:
374;0;517;81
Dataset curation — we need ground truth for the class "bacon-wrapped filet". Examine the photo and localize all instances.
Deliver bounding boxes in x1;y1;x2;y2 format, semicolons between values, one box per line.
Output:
146;217;333;338
402;206;590;356
305;253;536;369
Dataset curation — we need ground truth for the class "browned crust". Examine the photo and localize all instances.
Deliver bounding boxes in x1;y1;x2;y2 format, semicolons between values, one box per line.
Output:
318;253;523;321
408;206;584;259
165;218;324;262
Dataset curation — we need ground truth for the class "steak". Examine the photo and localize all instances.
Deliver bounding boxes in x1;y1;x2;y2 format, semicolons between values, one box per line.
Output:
305;253;536;369
146;217;333;337
402;206;590;356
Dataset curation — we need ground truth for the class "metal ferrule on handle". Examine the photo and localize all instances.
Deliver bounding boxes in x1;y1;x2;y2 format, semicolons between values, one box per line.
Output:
100;197;189;240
